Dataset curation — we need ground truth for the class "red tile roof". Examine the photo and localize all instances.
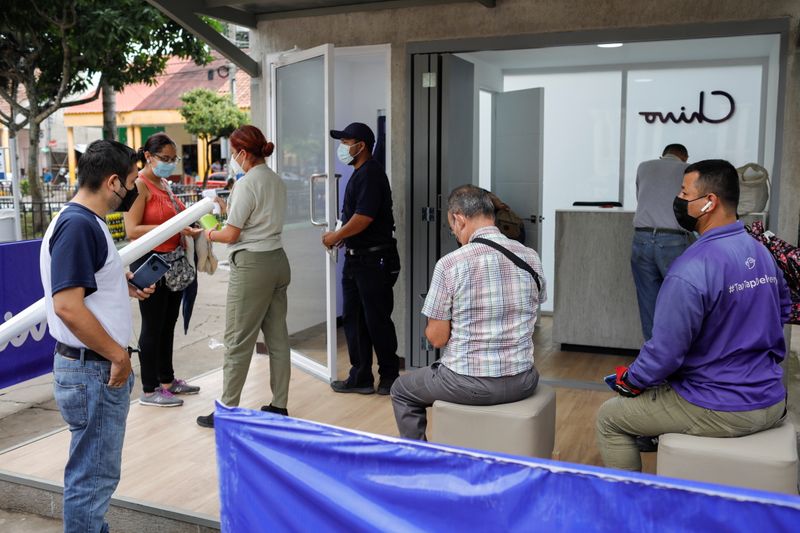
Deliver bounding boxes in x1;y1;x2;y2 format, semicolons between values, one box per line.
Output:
65;53;251;115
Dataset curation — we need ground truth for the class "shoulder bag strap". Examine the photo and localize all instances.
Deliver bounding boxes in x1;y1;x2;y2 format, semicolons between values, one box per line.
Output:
162;179;189;250
472;237;541;293
162;179;184;214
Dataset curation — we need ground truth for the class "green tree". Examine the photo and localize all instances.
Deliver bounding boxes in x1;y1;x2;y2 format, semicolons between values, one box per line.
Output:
179;88;248;187
0;0;215;230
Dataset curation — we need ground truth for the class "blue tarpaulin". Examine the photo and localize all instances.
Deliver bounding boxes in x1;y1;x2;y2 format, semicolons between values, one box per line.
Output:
0;239;55;389
214;404;800;532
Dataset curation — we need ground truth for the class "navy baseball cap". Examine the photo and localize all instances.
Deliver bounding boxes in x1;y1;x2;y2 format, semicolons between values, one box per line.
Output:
330;122;375;147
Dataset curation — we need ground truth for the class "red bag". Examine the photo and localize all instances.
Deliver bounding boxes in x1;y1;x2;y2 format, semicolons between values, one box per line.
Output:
745;220;800;324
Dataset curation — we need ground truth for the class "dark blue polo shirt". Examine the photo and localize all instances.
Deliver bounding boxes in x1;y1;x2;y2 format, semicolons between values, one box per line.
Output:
341;159;395;249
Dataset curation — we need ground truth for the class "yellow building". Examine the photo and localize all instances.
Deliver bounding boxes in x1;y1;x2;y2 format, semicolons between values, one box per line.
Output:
64;54;250;183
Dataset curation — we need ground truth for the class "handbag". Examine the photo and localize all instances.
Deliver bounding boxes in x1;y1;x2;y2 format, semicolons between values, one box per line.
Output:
160;180;196;292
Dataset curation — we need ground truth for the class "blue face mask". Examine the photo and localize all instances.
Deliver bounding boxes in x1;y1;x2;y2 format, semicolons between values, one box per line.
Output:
151;159;177;179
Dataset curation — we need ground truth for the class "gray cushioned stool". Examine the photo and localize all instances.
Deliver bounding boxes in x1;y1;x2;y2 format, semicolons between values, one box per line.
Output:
657;421;798;494
430;383;556;458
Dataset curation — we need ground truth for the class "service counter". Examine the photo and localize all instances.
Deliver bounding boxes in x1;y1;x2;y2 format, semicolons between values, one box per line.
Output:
552;208;644;351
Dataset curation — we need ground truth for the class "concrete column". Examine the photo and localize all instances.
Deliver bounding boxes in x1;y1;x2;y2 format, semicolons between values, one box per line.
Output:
196;137;207;179
126;126;135;149
66;127;76;185
132;126;142;151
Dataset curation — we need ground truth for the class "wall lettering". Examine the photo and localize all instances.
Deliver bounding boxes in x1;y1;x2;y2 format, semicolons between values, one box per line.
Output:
639;90;735;125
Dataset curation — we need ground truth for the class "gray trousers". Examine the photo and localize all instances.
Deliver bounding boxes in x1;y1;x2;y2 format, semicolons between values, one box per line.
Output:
596;383;786;471
390;362;539;440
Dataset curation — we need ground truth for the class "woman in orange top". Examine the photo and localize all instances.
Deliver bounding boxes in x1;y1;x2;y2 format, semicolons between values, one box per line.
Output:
125;133;202;407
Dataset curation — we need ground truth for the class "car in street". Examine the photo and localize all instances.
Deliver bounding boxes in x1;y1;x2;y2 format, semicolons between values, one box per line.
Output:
195;172;230;189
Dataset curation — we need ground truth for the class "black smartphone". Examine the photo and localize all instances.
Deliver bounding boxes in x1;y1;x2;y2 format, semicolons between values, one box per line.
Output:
129;254;170;291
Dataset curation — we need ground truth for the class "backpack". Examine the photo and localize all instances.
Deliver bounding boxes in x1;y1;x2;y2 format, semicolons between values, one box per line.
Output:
745;220;800;324
495;207;525;242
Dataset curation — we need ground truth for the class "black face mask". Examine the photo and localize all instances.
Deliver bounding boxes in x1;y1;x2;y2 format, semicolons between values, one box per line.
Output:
114;179;139;212
673;195;708;232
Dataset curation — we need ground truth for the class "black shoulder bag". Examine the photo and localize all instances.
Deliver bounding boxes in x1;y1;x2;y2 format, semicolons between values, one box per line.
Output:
472;237;541;293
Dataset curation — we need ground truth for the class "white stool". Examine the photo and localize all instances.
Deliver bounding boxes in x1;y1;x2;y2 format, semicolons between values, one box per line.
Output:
657;421;799;494
430;383;556;458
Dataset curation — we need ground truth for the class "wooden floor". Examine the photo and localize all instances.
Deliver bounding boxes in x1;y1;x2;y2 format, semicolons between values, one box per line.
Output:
0;316;651;521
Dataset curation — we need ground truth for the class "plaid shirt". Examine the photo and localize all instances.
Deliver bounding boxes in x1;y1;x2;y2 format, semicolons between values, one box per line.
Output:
422;226;547;377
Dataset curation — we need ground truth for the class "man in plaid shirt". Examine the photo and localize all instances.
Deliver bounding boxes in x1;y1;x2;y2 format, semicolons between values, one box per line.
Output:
391;185;546;440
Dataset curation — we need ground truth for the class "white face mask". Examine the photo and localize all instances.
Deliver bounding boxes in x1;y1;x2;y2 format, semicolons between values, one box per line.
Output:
337;142;363;165
229;150;245;175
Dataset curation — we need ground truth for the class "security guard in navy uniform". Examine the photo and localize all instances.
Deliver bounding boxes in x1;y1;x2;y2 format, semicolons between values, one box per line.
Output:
323;122;400;396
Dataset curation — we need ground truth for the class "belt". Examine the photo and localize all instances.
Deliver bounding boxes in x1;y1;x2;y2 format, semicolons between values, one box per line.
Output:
56;342;110;362
635;227;688;235
345;243;395;256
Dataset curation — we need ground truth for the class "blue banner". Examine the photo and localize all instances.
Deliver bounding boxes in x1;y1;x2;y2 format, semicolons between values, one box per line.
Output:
215;404;800;532
0;239;55;389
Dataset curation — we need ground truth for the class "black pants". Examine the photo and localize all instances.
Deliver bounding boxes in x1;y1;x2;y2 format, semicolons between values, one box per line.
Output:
342;248;400;386
132;254;183;393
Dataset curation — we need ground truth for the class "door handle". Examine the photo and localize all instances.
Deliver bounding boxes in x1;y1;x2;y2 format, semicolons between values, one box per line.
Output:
309;173;327;227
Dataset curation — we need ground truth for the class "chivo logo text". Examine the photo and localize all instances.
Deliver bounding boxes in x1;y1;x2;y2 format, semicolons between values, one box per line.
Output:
0;311;48;352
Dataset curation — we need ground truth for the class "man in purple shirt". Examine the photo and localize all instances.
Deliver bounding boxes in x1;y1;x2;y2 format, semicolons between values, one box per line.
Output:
596;159;789;472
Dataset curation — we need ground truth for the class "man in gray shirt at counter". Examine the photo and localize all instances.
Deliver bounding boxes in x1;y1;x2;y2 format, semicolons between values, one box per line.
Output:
631;143;691;340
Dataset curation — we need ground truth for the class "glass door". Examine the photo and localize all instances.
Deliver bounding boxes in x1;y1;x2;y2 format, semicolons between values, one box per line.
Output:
269;44;337;382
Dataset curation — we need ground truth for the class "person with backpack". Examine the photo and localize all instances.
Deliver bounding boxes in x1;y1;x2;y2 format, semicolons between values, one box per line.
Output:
391;185;546;440
596;160;790;472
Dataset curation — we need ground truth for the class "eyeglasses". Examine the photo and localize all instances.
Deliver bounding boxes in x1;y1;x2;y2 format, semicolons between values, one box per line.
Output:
152;153;181;164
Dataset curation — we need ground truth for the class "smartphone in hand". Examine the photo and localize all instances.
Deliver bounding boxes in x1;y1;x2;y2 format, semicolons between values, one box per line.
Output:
129;255;170;291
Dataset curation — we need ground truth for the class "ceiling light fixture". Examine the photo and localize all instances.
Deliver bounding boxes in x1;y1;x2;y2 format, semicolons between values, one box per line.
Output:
597;43;623;48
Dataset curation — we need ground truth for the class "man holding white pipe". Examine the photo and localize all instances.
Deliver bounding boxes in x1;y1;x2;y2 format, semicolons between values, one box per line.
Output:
40;140;154;533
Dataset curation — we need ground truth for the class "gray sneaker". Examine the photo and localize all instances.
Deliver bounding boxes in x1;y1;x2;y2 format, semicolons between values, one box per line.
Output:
139;387;184;407
167;379;200;395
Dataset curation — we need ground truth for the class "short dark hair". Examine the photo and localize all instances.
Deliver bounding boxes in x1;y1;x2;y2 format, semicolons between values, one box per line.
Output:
662;143;688;159
684;159;739;210
447;185;495;219
77;140;138;192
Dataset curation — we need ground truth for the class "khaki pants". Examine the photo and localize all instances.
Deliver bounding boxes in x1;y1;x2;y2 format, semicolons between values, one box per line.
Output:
221;249;291;409
596;384;785;471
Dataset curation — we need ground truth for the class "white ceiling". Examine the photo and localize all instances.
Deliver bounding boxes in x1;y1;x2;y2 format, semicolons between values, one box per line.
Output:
458;34;780;72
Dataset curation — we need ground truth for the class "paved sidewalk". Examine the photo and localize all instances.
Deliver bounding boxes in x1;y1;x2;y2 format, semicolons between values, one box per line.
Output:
0;509;62;533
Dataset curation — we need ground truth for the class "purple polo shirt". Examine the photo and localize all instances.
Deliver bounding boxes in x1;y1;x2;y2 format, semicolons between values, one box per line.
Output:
627;220;790;411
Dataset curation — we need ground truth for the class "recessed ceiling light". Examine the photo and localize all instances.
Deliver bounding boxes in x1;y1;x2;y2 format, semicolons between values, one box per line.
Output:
597;43;623;48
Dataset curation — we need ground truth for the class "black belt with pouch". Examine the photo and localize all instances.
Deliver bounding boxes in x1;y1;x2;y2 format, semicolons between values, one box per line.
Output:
56;342;109;362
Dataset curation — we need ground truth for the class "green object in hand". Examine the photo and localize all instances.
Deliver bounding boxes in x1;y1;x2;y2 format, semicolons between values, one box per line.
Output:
199;214;219;230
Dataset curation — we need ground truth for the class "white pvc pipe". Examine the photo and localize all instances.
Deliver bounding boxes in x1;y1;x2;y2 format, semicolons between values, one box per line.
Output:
0;197;214;346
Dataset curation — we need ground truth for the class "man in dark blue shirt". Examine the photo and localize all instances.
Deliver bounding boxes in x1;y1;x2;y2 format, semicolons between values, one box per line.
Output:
322;122;400;395
597;159;789;471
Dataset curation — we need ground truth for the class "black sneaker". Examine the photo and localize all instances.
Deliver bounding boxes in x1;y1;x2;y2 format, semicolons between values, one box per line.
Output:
376;379;395;396
196;413;214;428
330;380;374;394
635;435;659;452
260;404;289;416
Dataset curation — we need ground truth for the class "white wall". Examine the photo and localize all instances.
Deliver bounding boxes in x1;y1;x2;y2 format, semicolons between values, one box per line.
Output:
459;55;503;187
623;64;764;207
504;71;623;312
